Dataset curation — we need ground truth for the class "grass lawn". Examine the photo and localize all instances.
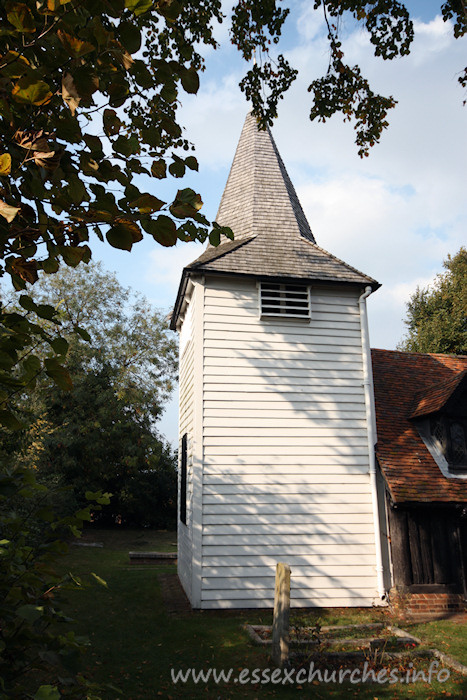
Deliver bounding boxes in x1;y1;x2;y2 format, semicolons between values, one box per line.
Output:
58;528;467;699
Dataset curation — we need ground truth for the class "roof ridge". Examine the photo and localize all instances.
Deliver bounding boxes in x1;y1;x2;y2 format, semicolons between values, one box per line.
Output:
372;348;467;360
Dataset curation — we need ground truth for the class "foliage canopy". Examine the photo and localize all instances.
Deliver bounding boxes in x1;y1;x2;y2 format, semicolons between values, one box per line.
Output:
399;247;467;355
1;0;466;425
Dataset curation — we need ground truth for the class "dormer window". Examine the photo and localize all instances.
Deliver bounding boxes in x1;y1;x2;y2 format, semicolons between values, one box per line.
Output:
260;282;310;319
430;415;467;474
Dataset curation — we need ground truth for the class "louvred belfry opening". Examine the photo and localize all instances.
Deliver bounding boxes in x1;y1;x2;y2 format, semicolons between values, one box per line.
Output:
260;282;310;319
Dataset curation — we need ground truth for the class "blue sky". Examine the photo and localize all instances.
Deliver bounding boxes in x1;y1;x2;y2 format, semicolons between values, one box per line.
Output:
91;1;467;444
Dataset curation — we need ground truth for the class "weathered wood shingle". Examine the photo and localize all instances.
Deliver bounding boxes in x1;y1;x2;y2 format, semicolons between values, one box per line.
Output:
172;112;378;328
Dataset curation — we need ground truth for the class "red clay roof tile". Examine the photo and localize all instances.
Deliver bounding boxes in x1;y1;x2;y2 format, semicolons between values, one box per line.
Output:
371;349;467;504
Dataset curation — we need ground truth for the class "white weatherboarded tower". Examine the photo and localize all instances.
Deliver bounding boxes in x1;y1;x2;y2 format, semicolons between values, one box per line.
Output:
171;113;388;609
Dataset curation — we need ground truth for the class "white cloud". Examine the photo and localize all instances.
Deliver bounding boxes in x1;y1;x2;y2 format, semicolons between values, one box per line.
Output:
144;241;204;308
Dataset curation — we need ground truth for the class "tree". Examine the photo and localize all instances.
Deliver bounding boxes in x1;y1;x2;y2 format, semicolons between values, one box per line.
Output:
25;261;178;416
7;263;178;526
32;364;178;527
1;1;466;426
0;2;464;695
399;247;467;355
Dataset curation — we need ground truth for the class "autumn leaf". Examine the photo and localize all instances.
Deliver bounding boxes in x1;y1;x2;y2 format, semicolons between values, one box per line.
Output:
0;200;20;222
57;30;95;58
106;219;142;250
14;129;50;152
9;257;38;284
129;194;165;213
0;154;12;176
0;50;31;79
12;77;53;106
62;73;80;115
33;150;61;170
6;3;36;33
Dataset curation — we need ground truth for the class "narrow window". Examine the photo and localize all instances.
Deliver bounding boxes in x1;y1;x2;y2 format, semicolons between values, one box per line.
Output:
180;433;187;525
449;421;467;472
260;283;310;319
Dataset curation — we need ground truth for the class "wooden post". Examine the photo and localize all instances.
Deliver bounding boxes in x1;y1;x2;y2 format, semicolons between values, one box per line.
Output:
271;562;291;668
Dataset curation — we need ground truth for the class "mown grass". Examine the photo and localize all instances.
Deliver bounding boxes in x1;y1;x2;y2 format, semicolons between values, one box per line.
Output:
56;528;467;699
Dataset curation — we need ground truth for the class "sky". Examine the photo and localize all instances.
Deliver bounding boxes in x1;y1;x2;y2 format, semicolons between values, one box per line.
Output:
92;1;467;445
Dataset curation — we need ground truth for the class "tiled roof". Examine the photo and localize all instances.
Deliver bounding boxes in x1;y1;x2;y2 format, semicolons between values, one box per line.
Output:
186;234;377;285
372;349;467;504
410;370;467;419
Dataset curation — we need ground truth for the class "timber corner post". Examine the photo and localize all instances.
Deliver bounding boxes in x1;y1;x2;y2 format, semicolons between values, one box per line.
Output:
271;562;291;668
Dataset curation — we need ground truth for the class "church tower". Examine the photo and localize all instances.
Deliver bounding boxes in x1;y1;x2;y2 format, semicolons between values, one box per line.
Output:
171;113;388;609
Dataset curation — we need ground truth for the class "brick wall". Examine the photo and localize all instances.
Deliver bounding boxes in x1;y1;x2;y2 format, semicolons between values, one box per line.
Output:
390;588;466;621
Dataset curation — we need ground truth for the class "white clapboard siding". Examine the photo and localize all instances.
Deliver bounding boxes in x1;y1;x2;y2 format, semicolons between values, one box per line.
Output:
177;288;198;602
202;576;374;591
204;356;363;370
193;275;379;608
202;533;375;546
203;490;371;505
201;588;376;601
203;522;375;536
201;597;378;609
203;552;376;567
204;476;370;491
204;460;370;471
204;562;374;575
203;511;374;525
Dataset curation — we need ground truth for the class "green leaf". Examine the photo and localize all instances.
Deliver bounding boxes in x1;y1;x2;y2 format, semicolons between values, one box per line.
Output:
0;351;16;370
180;66;199;94
75;326;91;342
106;220;142;251
151;159;166;179
11;76;53;105
149;215;177;246
44;358;73;391
103;109;122;137
157;0;181;21
170;188;203;219
113;134;140;157
41;257;60;273
91;572;108;587
17;605;44;623
209;229;221;246
74;508;92;521
67;177;86;205
131;60;153;89
50;337;69;356
125;0;153;16
19;294;36;312
118;22;141;53
58;245;90;267
168;160;185;178
34;686;61;700
0;410;24;430
185;156;198;171
36;304;57;321
22;354;41;378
